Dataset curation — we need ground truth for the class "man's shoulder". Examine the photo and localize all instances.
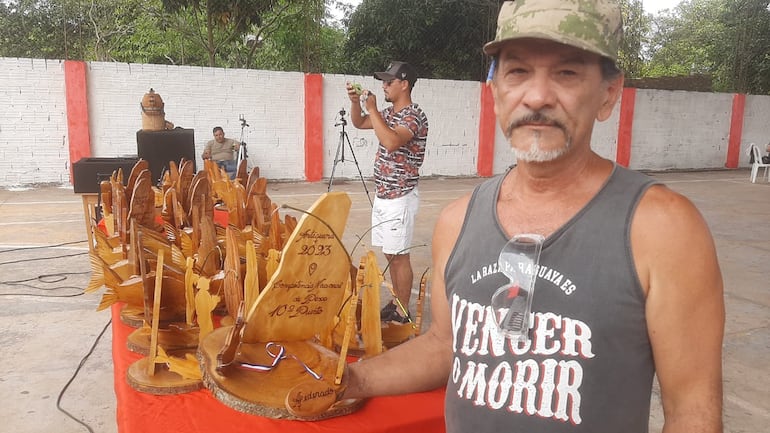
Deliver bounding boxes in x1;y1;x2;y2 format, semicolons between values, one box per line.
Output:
405;103;426;116
392;104;428;127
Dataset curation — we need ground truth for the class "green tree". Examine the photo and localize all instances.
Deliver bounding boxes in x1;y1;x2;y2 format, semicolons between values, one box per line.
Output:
645;0;770;94
247;0;347;72
0;0;87;59
0;0;345;70
343;0;503;81
645;0;725;77
617;0;648;78
81;0;181;62
0;0;184;63
160;0;279;66
718;0;770;93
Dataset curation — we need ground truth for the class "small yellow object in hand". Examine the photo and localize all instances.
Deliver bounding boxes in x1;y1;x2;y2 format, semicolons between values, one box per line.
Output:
351;83;363;95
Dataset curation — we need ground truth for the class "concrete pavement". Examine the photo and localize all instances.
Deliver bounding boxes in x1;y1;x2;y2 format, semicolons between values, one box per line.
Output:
0;170;767;433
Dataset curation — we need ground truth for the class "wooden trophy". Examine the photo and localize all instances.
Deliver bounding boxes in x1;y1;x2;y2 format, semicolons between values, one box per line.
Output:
126;249;203;394
125;226;199;355
198;192;365;420
380;268;429;348
332;254;429;355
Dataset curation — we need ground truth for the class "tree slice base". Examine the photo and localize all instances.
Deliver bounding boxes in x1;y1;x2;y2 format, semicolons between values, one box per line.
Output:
119;305;145;328
199;326;365;420
285;380;339;418
126;325;199;355
126;357;202;395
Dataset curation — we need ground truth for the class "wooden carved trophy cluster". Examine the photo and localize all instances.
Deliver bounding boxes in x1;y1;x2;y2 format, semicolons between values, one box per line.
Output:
86;156;426;418
86;158;288;394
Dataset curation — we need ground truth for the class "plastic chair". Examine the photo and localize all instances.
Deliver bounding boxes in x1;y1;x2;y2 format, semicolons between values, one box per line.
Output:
750;143;770;183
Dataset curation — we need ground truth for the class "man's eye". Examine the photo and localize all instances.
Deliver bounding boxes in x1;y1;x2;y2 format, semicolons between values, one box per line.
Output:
505;68;527;76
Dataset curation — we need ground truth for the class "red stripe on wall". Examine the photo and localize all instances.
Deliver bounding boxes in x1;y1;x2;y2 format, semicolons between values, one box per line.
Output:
304;74;324;182
616;87;636;168
726;93;745;169
64;60;91;181
477;84;496;177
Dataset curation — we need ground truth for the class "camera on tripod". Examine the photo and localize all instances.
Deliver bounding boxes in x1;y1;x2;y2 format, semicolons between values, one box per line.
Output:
237;114;249;162
328;106;372;205
335;108;347;127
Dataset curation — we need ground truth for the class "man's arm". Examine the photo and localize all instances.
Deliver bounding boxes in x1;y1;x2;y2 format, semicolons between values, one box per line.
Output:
202;141;212;160
344;194;471;398
361;92;413;152
633;185;724;433
344;84;413;151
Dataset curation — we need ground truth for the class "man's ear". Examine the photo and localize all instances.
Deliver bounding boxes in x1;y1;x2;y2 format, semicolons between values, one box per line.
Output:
597;74;624;122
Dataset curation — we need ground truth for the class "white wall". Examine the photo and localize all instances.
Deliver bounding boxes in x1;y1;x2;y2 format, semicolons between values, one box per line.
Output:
86;62;306;180
1;57;770;188
743;95;770;163
0;58;69;185
322;74;378;180
629;90;734;170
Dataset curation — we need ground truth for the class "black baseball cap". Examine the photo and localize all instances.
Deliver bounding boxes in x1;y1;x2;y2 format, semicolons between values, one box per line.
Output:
374;61;417;86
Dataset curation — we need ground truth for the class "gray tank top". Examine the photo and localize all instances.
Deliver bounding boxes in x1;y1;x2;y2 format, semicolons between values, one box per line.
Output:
444;164;657;433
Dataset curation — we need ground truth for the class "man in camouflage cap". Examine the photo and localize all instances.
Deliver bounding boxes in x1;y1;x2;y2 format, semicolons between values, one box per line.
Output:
342;2;725;433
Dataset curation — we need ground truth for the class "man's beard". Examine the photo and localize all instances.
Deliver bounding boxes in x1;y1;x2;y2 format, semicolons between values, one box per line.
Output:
504;112;571;163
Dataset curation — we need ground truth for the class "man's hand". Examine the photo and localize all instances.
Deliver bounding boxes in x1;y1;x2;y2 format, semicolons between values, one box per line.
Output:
347;82;374;129
346;82;362;103
362;90;378;113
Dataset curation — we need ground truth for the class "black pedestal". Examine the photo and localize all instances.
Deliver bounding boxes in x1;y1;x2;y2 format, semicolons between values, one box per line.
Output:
72;157;140;193
136;129;196;182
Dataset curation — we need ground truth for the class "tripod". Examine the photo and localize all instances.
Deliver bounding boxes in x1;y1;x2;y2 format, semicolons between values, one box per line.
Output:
237;114;249;167
328;108;372;206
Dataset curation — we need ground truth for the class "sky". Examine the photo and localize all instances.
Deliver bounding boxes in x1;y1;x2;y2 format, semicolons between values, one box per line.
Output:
642;0;680;14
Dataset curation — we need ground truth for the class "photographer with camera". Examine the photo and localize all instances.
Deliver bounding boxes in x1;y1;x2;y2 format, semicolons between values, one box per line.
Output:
346;61;429;324
202;126;241;179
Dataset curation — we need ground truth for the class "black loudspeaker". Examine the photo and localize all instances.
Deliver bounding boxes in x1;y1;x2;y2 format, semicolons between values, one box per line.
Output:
136;128;196;182
72;157;140;193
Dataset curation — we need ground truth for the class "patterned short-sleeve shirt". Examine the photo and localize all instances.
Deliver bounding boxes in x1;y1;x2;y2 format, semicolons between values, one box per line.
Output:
374;103;429;199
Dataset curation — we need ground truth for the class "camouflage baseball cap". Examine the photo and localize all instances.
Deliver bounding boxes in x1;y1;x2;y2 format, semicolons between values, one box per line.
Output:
483;0;623;62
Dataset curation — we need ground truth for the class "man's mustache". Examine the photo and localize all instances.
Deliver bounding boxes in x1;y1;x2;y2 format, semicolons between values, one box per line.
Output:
505;112;567;138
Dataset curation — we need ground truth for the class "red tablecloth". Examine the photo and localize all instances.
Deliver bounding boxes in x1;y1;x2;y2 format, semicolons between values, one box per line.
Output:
111;304;446;433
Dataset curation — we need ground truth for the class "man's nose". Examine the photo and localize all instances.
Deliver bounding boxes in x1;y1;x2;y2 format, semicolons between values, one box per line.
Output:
522;73;556;111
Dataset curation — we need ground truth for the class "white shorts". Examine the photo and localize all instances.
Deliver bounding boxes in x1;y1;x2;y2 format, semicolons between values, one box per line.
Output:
371;188;419;255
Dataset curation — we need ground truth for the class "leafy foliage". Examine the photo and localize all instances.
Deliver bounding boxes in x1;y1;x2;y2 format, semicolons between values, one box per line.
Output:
158;0;277;66
0;0;201;63
1;0;85;59
617;0;648;78
248;0;347;72
343;0;503;80
645;0;770;94
1;0;769;94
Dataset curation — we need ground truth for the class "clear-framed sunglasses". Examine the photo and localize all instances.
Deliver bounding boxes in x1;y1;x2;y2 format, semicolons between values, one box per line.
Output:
490;233;544;343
